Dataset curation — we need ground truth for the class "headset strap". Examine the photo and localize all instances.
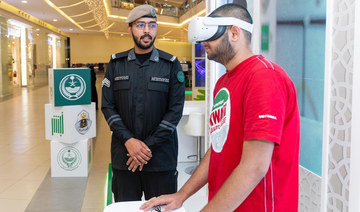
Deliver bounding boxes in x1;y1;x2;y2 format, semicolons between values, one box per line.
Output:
203;17;253;33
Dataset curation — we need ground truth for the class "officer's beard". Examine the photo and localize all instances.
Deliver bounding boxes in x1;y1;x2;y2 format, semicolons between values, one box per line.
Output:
132;34;156;50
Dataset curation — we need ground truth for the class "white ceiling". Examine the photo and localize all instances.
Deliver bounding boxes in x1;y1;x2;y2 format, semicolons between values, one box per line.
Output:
4;0;192;41
5;0;77;32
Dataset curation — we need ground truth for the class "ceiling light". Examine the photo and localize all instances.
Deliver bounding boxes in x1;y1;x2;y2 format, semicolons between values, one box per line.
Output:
53;19;58;22
84;0;111;39
70;28;73;31
36;28;40;31
21;1;28;3
161;37;171;41
45;0;85;30
120;34;123;36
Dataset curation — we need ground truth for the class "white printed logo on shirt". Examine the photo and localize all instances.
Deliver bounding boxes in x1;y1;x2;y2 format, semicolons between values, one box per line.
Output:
210;88;231;153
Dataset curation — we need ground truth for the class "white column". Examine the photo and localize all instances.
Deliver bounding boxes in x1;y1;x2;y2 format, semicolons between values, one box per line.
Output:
248;0;261;54
20;26;27;86
204;0;227;150
49;34;58;69
348;0;360;211
320;0;333;210
0;17;11;96
204;0;216;151
259;0;277;61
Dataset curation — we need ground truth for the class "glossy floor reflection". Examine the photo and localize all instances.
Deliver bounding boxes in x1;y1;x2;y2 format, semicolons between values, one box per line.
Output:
0;75;206;212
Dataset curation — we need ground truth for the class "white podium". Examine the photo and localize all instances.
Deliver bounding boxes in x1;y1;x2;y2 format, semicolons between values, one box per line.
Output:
104;201;186;212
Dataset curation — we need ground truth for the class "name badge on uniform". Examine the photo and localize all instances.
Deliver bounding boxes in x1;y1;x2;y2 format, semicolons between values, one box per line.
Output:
151;77;169;83
114;76;129;81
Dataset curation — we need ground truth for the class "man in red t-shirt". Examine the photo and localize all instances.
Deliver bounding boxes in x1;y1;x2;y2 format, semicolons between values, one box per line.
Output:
141;3;300;212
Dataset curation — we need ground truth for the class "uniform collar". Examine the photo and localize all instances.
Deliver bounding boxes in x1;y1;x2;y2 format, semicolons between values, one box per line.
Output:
127;47;160;63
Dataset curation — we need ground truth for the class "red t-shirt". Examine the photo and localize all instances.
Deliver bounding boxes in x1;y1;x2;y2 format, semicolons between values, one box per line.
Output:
208;55;300;211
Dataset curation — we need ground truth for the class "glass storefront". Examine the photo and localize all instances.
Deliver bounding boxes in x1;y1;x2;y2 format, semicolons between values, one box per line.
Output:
7;23;21;86
0;14;68;97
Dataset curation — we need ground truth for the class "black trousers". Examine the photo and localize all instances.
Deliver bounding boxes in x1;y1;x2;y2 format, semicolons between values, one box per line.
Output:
112;168;178;202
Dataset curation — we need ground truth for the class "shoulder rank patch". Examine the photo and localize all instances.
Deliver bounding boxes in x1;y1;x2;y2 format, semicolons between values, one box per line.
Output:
111;51;129;60
102;78;110;87
158;50;176;63
170;56;177;62
177;71;185;83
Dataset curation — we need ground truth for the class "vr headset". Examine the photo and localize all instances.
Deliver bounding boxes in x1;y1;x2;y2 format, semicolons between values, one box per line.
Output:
188;16;253;44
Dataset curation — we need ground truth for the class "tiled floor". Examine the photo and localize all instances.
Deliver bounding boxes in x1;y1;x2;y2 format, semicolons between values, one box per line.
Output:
0;74;206;212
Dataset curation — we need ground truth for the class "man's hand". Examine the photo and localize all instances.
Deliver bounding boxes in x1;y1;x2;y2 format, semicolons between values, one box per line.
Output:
124;138;152;171
140;192;187;212
126;154;144;172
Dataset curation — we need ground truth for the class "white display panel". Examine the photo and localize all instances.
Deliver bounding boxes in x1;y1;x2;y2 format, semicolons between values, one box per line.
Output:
45;103;96;143
51;139;93;177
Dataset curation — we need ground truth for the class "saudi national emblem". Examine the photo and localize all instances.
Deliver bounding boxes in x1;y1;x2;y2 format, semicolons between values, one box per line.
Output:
209;88;231;153
59;74;86;100
75;110;92;135
57;147;81;171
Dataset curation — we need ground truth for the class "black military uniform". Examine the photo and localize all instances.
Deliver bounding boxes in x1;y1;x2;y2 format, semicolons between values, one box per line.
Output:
102;47;185;200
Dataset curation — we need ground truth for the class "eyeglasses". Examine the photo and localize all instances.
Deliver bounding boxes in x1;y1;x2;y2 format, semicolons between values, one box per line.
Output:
133;21;157;30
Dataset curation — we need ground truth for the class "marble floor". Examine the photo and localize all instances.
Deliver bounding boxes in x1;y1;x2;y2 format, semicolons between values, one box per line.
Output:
0;74;206;212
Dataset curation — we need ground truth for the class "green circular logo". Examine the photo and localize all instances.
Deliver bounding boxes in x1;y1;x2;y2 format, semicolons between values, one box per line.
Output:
57;147;82;171
177;71;185;83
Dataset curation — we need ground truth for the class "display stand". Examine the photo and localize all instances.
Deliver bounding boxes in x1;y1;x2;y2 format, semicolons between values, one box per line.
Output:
45;68;96;177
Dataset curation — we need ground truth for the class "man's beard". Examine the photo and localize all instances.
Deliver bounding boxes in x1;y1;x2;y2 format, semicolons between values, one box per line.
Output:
207;34;235;65
132;33;156;50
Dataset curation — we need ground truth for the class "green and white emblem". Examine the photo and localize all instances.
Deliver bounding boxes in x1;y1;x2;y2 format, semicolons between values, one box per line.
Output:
59;74;86;100
177;71;185;83
209;88;231;153
57;147;82;171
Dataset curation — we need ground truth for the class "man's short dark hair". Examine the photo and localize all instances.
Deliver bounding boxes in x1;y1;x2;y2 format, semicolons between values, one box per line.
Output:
232;0;247;8
209;3;253;43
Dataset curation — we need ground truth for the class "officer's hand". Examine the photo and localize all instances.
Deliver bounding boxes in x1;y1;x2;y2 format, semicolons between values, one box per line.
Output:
124;138;152;165
126;154;144;172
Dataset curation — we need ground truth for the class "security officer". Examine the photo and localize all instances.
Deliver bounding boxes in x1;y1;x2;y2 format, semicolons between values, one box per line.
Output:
101;4;185;202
